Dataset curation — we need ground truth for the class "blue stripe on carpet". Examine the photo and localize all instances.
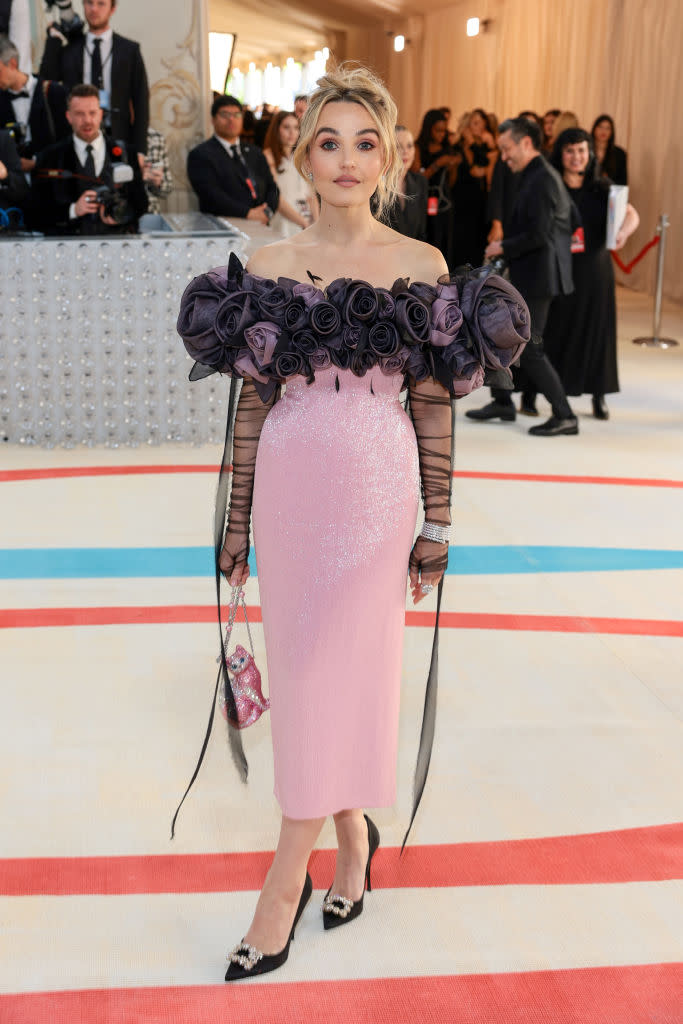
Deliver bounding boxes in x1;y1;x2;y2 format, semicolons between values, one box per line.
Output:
1;547;683;579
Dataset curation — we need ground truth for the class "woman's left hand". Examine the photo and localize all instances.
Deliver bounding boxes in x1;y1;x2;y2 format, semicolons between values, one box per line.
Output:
409;536;448;604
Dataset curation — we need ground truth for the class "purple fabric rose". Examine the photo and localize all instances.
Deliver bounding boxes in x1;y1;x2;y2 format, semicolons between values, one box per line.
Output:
242;271;275;298
460;275;530;370
368;321;401;358
283;297;309;333
274;351;307;378
214;291;256;350
351;348;376;377
233;351;271;383
310;348;332;370
452;364;485;396
430;296;464;348
330;346;352;370
257;285;291;325
342;324;368;350
409;281;438;304
176;267;228;367
310;300;342;339
325;278;351;308
376;289;396;321
404;346;430;382
379;346;410;375
244;321;281;368
395;292;431;345
292;282;326;307
291;329;319;356
344;281;379;323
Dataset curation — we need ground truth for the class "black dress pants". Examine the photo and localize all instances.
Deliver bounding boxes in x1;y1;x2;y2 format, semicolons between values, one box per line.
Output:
492;296;573;419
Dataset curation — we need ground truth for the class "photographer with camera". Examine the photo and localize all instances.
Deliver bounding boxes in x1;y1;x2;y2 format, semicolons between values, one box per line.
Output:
0;34;69;174
39;0;149;164
0;124;28;225
29;82;146;234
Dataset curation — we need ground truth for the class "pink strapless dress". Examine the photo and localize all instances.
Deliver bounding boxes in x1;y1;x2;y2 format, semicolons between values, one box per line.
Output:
251;365;420;818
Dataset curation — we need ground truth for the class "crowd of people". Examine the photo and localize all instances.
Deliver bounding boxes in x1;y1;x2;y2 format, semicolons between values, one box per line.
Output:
0;4;638;428
0;0;168;233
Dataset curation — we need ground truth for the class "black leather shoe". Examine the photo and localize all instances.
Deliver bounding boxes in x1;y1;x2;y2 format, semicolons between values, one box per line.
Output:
528;416;579;436
592;395;609;420
465;400;516;422
519;397;539;417
225;872;312;981
323;814;380;930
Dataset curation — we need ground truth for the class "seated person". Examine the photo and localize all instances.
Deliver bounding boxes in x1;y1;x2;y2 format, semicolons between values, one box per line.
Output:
0;33;69;174
30;83;147;235
143;124;172;214
187;94;279;225
0;124;28;224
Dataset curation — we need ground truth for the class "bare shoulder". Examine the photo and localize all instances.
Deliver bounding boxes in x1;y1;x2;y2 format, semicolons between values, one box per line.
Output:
399;238;449;285
245;239;297;280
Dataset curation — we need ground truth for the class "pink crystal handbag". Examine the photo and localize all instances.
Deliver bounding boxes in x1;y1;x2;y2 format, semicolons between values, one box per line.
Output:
218;585;270;730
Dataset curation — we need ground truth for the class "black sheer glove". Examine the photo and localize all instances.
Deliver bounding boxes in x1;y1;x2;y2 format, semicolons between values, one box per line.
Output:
218;378;277;585
407;377;454;604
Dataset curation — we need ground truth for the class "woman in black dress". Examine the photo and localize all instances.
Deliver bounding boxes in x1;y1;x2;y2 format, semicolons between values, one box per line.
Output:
592;115;628;186
543;129;639;418
415;108;460;262
386;125;428;240
451;109;496;268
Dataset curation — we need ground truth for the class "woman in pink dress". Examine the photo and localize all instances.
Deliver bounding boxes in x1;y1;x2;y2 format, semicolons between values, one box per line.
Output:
176;64;530;981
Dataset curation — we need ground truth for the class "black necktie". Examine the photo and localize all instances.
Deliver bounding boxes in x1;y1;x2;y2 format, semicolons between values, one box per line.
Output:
83;143;96;179
91;38;104;90
10;90;29;99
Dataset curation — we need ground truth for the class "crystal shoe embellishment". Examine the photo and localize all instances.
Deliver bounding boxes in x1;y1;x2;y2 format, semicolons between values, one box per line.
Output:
227;941;264;970
323;893;354;918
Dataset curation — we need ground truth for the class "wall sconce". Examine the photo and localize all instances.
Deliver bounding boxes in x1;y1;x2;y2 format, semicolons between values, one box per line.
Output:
466;18;491;36
387;31;410;52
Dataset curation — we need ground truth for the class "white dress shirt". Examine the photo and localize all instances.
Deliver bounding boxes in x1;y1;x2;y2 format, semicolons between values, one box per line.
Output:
69;132;107;219
214;135;242;161
9;74;38;146
83;28;114;100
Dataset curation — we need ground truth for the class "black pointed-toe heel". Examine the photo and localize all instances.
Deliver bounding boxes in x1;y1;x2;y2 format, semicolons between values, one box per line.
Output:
323;814;380;930
225;872;313;981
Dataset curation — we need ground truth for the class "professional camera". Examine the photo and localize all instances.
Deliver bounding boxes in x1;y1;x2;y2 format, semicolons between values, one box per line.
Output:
44;0;83;40
91;154;136;224
5;121;27;156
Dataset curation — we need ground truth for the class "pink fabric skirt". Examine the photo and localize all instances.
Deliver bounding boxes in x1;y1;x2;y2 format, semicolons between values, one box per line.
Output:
252;366;420;819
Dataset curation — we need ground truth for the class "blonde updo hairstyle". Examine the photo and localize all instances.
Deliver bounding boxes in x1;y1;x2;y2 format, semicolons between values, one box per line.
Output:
293;62;402;221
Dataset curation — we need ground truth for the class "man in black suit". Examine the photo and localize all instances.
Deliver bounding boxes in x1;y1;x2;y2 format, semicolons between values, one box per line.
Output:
0;124;28;222
0;34;69;173
39;0;149;160
468;116;578;437
30;83;147;234
187;95;279;225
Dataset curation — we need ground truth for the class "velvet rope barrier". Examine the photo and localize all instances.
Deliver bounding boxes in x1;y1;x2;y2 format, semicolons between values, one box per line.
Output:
612;234;659;274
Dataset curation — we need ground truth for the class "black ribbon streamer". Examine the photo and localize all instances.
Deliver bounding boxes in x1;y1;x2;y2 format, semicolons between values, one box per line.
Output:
401;398;456;851
170;375;246;839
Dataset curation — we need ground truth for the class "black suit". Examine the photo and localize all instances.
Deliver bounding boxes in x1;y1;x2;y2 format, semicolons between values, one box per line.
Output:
39;31;149;154
502;156;573;300
187;137;279;218
29;133;147;235
0;78;69;160
0;128;28;212
491;155;575;419
386;170;428;241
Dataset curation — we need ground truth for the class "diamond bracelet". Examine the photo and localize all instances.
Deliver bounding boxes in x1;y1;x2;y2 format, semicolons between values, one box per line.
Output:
420;521;451;544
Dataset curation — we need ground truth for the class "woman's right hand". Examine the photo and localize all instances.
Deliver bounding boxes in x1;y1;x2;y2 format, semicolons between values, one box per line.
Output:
219;530;250;587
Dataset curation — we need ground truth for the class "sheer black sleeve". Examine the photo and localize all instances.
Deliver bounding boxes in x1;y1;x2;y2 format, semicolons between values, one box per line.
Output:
219;378;278;580
408;377;454;579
